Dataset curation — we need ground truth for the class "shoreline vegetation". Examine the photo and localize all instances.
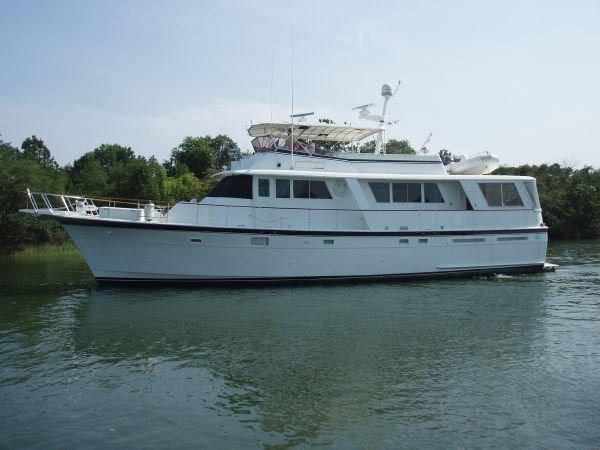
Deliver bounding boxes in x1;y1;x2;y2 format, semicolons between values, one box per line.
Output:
2;133;599;252
6;243;80;258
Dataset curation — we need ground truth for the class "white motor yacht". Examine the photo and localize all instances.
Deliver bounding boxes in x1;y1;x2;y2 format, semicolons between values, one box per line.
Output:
20;86;549;283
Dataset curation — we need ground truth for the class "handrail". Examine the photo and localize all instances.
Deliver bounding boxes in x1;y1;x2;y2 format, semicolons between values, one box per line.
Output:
24;191;170;208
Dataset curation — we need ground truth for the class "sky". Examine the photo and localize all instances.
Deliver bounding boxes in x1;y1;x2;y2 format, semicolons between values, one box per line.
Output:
1;0;599;167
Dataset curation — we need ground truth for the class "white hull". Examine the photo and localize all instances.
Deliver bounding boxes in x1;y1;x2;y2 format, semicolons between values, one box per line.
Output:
63;221;548;282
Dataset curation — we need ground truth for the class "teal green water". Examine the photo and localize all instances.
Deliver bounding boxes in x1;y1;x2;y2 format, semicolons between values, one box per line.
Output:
1;241;599;448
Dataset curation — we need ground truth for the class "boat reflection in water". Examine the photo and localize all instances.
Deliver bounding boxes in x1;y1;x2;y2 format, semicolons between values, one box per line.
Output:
69;277;549;447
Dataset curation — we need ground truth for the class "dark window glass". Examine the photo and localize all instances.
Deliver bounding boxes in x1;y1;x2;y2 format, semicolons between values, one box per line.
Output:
424;183;444;203
392;183;408;202
206;175;253;199
309;181;332;199
479;183;502;206
293;180;310;198
369;182;390;203
501;183;523;206
258;178;270;197
276;179;290;198
407;183;421;203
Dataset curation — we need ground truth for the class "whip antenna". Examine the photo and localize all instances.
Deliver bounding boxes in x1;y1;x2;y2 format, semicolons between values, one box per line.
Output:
290;28;295;169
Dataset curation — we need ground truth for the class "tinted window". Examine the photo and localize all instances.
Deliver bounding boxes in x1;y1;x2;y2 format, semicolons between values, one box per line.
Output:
407;183;421;203
369;182;390;203
392;183;408;202
309;181;332;199
479;183;523;207
392;183;421;203
424;183;444;203
276;179;290;198
501;183;523;206
293;180;310;198
479;183;502;206
258;178;270;197
207;175;252;199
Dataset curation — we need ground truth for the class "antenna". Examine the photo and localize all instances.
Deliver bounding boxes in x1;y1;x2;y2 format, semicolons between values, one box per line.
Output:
291;112;314;123
270;52;274;123
354;81;401;154
290;28;294;169
420;133;432;154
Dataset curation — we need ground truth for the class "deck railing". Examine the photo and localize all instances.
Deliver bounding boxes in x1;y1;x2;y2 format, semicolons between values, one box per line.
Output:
24;190;170;219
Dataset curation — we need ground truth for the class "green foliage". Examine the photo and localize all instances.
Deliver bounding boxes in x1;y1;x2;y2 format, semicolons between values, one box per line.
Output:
0;138;69;250
359;139;415;154
210;134;237;170
438;149;461;165
21;135;57;168
386;139;415;154
164;172;214;204
167;137;217;179
69;144;165;200
359;141;376;153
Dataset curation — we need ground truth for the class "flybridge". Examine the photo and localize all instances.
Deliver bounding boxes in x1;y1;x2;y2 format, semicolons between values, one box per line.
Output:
248;122;380;142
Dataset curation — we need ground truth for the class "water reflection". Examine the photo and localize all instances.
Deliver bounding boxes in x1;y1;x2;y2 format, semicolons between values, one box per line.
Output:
66;276;549;446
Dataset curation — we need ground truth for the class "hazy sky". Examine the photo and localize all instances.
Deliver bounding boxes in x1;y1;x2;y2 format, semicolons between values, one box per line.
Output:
1;0;599;166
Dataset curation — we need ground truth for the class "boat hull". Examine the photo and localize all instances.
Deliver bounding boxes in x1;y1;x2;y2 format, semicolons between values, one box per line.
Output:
60;218;548;284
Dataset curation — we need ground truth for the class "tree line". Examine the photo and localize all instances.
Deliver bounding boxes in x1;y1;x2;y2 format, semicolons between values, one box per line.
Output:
1;133;598;251
0;134;235;249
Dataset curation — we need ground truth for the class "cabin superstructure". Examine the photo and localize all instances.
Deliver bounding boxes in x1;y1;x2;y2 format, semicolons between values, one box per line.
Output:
162;122;542;235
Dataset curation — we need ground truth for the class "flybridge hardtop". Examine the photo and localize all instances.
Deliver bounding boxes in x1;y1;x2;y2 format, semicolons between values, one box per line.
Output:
19;82;549;283
248;122;381;142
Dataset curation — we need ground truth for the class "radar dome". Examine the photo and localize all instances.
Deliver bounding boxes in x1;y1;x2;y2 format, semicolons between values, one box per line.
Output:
381;84;393;98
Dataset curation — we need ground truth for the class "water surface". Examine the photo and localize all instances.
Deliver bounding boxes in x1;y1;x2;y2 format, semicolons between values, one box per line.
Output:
1;241;599;448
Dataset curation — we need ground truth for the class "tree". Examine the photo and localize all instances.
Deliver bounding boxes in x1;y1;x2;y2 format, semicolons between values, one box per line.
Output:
0;137;68;249
21;135;57;168
167;137;216;179
209;135;238;170
359;140;376;153
68;144;165;200
359;139;415;154
164;172;214;204
386;139;415;154
438;149;461;165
